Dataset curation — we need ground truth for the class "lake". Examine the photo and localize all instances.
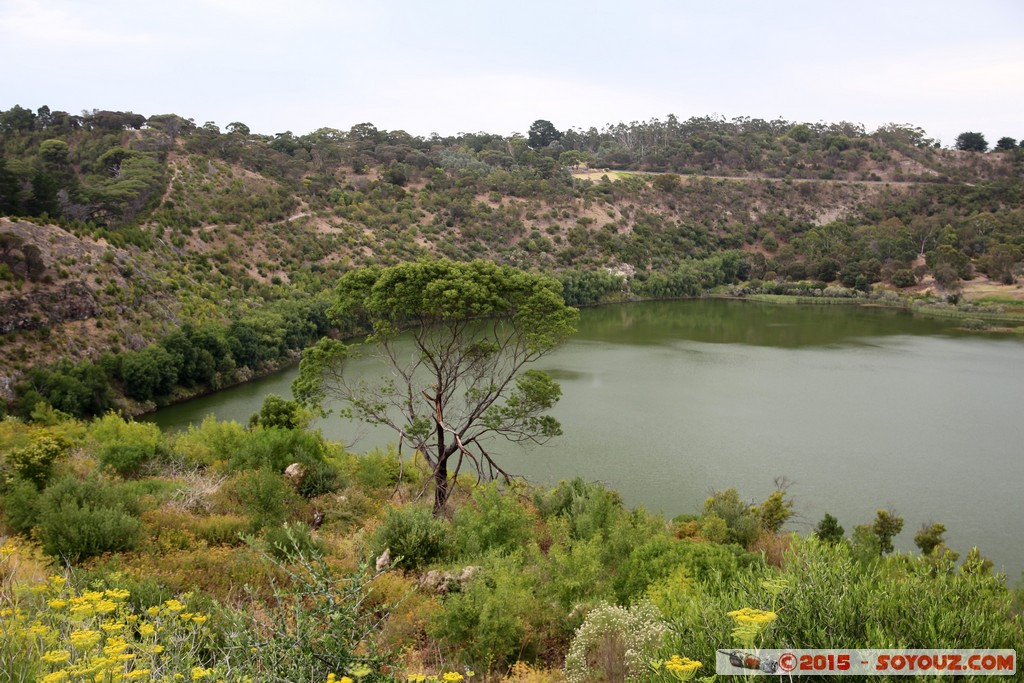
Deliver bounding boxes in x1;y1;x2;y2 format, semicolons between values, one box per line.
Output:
150;299;1024;580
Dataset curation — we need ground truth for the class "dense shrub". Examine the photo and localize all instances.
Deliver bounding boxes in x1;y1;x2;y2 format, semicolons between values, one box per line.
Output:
230;427;326;472
34;474;142;562
263;522;328;561
371;505;454;571
431;553;541;670
454;484;533;558
220;469;302;531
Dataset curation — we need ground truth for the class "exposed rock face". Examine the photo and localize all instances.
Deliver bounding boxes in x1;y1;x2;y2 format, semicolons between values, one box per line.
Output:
0;281;100;334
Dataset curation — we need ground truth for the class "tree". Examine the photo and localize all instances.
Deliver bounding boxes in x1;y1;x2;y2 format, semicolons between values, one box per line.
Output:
294;259;578;512
814;513;845;544
870;508;904;555
994;136;1017;151
954;132;988;152
527;119;562;149
913;522;947;555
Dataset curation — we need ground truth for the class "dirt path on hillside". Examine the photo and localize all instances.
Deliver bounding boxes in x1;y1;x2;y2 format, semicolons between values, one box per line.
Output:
571;169;942;188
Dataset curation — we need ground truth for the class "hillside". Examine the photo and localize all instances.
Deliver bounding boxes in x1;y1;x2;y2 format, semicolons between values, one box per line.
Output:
2;107;1024;408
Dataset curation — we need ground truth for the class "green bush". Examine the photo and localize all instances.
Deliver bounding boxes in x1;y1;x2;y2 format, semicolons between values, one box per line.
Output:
34;474;142;562
263;522;328;561
194;514;249;546
295;459;346;499
2;478;41;533
350;447;402;490
430;553;540;670
172;416;247;467
4;433;68;488
454;484;533;558
536;477;624;542
98;442;153;477
371;504;453;571
222;469;302;532
231;427;326;472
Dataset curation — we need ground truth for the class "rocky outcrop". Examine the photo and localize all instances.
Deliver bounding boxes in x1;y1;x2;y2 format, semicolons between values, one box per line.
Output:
0;281;101;333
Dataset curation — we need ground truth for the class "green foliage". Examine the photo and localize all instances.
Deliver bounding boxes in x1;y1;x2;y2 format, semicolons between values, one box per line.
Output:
230;426;326;472
222;469;302;531
348;447;403;490
4;433;69;488
262;522;328;561
248;394;305;430
431;552;540;670
758;489;794;533
296;259;578;513
814;513;845;544
2;477;41;533
661;537;1024;672
613;535;750;604
703;488;760;547
454;484;533;558
536;477;624;542
34;474;142;562
371;504;454;570
90;413;162;477
871;508;904;555
237;548;391;682
172;416;247;467
914;522;947;555
955;131;988;152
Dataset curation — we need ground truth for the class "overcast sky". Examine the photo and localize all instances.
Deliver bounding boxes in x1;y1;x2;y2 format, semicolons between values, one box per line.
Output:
2;0;1022;146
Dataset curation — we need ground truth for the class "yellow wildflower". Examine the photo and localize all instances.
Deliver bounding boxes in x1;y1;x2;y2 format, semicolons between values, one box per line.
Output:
191;667;212;680
40;672;69;683
95;599;118;614
407;676;427;683
29;624;52;637
48;599;68;609
145;644;165;655
104;637;130;656
139;623;156;638
101;621;125;634
70;629;102;650
664;655;702;681
164;599;186;613
726;607;777;626
339;677;353;683
0;543;16;555
70;603;95;618
104;588;130;601
147;606;161;618
41;649;72;664
126;670;151;680
82;591;104;602
442;674;464;682
326;674;337;683
48;575;68;588
191;614;208;625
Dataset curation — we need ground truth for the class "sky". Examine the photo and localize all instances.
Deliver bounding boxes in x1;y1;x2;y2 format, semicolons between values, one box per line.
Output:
2;0;1023;147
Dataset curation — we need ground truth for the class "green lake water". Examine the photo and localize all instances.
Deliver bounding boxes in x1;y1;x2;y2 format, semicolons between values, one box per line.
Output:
150;299;1024;580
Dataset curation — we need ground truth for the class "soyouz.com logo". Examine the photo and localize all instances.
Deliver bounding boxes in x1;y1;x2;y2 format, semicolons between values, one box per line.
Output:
715;649;1016;676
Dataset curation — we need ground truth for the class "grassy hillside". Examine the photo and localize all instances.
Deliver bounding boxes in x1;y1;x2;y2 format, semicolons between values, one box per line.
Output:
2;107;1024;409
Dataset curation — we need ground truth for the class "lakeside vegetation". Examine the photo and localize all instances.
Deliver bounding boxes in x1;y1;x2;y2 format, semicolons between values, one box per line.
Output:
3;106;1024;680
2;405;1021;681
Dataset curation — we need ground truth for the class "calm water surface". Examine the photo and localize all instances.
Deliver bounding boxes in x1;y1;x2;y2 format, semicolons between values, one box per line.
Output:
151;300;1024;580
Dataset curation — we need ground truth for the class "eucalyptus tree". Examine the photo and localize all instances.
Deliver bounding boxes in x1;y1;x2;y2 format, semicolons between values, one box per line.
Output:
294;259;578;512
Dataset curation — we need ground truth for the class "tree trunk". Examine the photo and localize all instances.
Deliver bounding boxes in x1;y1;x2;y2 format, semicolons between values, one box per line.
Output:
433;417;448;514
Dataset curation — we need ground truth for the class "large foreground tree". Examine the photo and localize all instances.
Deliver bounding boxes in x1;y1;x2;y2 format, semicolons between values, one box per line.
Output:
293;259;579;512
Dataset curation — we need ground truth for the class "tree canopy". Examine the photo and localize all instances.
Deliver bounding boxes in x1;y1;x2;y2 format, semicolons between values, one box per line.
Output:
293;259;579;511
955;131;988;152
